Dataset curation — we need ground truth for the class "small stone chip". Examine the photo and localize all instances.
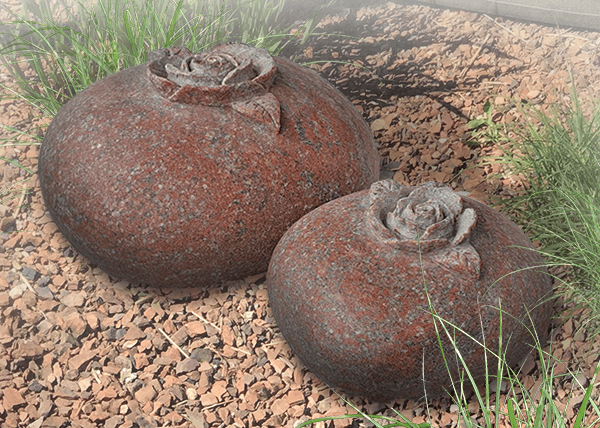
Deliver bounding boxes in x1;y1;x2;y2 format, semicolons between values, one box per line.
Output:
12;339;44;359
38;399;54;417
8;282;27;299
121;325;146;341
21;266;40;281
64;312;88;338
0;291;10;306
175;357;199;375
190;348;213;363
270;397;290;415
105;415;124;428
134;384;157;405
0;216;16;232
61;292;86;307
3;387;26;410
199;393;218;407
28;380;44;393
36;286;54;300
185;387;198;400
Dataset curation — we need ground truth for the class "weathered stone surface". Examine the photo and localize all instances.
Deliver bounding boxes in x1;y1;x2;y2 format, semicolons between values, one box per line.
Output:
267;179;553;401
38;44;379;289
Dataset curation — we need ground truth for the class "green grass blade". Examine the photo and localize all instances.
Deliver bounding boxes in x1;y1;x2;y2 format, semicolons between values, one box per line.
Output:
166;0;184;44
573;363;600;428
507;399;519;428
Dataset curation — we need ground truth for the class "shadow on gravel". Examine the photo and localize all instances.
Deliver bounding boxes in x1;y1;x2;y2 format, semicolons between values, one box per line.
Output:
279;6;525;118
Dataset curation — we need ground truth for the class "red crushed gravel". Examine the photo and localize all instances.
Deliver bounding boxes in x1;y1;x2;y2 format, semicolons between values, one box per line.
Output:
2;2;600;427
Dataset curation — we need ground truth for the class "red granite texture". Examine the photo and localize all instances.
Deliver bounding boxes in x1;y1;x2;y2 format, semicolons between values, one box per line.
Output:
38;44;379;288
267;180;553;401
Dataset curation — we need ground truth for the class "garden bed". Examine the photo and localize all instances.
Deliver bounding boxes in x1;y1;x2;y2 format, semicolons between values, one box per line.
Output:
1;2;600;427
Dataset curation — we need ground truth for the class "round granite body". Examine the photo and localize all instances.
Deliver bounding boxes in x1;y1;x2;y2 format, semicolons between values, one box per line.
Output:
267;180;553;401
38;45;379;288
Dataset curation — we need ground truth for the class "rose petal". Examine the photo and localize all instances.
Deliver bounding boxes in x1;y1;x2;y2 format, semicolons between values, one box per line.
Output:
386;213;419;239
413;201;445;229
422;216;454;240
407;182;463;216
395;197;411;217
222;58;256;85
451;208;477;246
400;201;417;221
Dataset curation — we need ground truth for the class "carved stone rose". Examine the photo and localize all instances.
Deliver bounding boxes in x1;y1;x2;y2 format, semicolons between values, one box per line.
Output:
147;44;281;130
368;180;481;279
268;179;553;401
385;182;476;245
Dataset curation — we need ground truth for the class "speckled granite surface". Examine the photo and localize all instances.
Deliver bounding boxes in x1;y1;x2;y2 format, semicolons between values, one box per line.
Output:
267;180;553;401
38;44;379;288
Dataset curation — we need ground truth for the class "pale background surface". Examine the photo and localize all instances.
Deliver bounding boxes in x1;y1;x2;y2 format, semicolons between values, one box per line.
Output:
285;0;600;31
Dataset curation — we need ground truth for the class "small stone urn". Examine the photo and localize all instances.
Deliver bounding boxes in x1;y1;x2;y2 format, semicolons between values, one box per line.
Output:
267;179;553;401
38;44;379;288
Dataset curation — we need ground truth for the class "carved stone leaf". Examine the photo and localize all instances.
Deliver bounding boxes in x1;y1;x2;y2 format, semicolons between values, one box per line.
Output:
231;93;281;132
433;244;481;280
369;179;404;205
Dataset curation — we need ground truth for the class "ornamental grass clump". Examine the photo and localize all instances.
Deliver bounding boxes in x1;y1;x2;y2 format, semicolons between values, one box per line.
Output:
469;87;600;335
0;0;305;117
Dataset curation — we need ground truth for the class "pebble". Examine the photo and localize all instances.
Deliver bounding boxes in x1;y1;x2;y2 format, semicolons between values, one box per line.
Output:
0;216;16;232
36;286;54;300
8;282;27;299
186;387;198;400
105;416;124;428
37;319;54;335
36;276;51;287
170;385;184;401
65;369;79;381
175;357;199;375
115;355;133;370
28;380;44;393
0;291;10;306
191;348;213;363
38;399;54;418
63;312;87;338
21;266;40;281
104;327;118;341
134;384;157;405
133;315;151;329
12;340;44;359
60;292;86;307
3;387;26;409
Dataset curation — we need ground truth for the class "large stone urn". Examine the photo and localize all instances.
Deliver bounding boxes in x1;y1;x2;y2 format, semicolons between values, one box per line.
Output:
38;44;379;288
267;179;553;401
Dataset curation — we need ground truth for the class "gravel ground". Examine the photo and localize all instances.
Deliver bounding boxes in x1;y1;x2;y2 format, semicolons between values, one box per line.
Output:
1;2;600;428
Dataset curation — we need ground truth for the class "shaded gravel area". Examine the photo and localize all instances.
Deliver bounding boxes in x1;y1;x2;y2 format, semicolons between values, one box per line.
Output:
1;2;600;427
